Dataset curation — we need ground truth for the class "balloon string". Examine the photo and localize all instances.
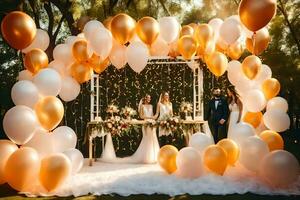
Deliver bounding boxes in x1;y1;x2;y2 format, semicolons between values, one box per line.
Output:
252;32;256;55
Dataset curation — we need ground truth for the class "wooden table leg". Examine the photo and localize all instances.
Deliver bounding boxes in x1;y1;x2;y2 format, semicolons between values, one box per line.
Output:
89;137;93;166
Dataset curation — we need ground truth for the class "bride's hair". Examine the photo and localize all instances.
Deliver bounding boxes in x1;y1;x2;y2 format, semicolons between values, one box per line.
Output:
227;85;239;103
160;91;170;103
138;94;150;113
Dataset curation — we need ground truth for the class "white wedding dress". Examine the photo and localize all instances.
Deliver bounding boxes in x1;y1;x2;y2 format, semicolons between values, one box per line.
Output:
158;102;173;136
227;103;240;138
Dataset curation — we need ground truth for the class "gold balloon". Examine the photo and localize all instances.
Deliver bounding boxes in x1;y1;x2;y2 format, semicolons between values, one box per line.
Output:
103;17;113;31
88;54;110;74
262;78;281;100
241;55;261;79
39;154;71;192
35;96;64;131
0;140;18;184
70;61;93;83
243;111;263;128
217;139;239;166
207;52;228;77
158;145;178;174
110;13;136;45
239;0;277;32
228;42;244;60
1;11;37;50
177;35;198;60
72;40;89;62
246;31;270;55
180;25;194;37
188;23;198;31
168;41;180;58
203;145;228;175
4;147;40;192
195;24;214;49
136;17;160;46
259;130;284;151
24;48;49;74
76;16;91;31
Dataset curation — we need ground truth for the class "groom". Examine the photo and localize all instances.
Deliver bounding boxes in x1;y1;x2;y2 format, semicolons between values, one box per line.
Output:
205;87;229;143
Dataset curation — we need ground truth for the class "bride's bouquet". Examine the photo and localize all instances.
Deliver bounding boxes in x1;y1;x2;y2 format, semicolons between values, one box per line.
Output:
121;106;137;119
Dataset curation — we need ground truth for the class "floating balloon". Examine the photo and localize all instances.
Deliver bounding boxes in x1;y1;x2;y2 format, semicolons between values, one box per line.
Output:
23;128;54;158
219;17;242;45
53;126;77;152
177;35;197;60
5;147;40;192
22;29;50;53
150;36;170;56
70;61;93;83
262;78;280;100
228;42;243;60
3;106;37;145
176;147;203;179
35;96;64;131
217;139;239;166
91;56;110;74
227;60;242;85
83;20;104;41
203;145;228;175
189;132;214;154
259;130;284;151
33;68;62;96
158;17;180;43
48;60;67;77
180;25;194;37
11;80;39;108
110;13;136;45
208;18;223;41
207;52;228;77
246;28;270;55
1;11;36;50
72;39;89;62
53;44;75;66
24;48;49;75
239;0;277;32
59;76;80;102
168;39;180;58
158;145;178;174
263;109;290;132
266;97;288;113
244;89;266;112
239;136;269;172
63;149;84;174
136;17;159;46
18;70;33;81
229;122;255;145
254;64;272;84
242;55;261;80
0;140;18;184
39;154;71;191
260;150;299;187
89;28;113;59
109;44;127;69
243;111;263;128
127;41;149;73
195;24;214;49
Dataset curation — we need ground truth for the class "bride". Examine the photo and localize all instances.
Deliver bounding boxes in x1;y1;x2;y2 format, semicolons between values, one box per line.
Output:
227;86;243;137
122;94;160;164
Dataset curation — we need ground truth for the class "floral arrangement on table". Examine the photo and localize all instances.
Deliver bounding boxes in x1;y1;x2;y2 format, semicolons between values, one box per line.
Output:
121;106;137;119
158;115;180;132
180;101;193;120
104;116;131;136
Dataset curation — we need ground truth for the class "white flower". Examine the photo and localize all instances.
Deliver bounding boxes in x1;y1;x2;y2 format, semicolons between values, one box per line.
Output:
107;123;112;128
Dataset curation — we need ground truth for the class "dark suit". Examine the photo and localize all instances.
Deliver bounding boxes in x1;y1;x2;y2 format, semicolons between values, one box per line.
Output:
205;97;229;143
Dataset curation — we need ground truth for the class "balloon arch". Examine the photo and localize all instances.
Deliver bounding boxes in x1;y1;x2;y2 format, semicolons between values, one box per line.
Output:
0;0;299;195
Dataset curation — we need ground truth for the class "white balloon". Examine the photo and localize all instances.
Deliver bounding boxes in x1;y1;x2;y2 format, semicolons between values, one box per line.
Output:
83;20;104;41
18;70;33;81
176;147;203;179
189;132;214;155
33;68;62;96
219;17;242;45
59;76;80;102
266;97;288;113
263;110;290;132
229;122;255;145
3;106;38;145
239;136;269;172
53;44;75;66
89;28;113;59
53;126;77;152
244;89;266;112
11;80;39;108
150;36;170;57
22;29;50;53
63;148;84;174
127;41;149;73
227;60;242;85
254;64;272;85
158;17;180;43
208;18;223;41
260;150;300;187
23;128;54;158
109;44;127;69
48;60;67;77
65;36;78;45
